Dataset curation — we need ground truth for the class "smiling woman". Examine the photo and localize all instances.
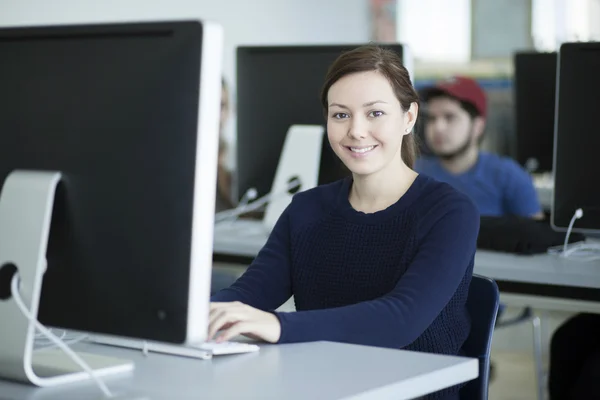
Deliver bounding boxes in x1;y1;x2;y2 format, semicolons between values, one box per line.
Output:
210;45;480;400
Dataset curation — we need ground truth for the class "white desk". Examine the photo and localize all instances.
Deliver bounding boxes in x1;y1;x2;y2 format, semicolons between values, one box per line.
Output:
475;250;600;313
213;219;268;258
0;341;477;400
213;220;600;313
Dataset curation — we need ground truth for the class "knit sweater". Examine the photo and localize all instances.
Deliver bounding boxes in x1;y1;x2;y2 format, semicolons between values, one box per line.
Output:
212;174;480;399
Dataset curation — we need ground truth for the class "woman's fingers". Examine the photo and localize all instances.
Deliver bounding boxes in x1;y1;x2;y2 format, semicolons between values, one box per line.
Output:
208;302;250;340
215;321;251;343
208;310;241;340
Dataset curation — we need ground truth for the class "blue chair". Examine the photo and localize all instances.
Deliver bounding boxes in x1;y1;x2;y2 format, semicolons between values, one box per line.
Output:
460;274;500;400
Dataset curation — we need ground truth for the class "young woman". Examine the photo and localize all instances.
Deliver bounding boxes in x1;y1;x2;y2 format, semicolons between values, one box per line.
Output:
210;45;480;399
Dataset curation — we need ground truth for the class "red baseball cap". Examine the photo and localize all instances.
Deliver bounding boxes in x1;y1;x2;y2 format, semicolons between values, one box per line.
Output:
422;76;487;118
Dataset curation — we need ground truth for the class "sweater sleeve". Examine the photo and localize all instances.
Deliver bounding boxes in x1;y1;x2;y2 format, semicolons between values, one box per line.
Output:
210;206;293;311
275;197;480;347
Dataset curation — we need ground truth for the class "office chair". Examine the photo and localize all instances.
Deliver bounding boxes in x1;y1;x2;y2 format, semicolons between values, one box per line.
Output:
460;275;500;400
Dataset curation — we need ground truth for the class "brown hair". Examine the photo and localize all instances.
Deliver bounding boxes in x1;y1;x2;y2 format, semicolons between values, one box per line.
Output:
320;45;420;168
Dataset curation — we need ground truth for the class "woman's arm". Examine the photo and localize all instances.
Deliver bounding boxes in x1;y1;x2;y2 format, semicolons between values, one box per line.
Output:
211;207;293;312
274;198;479;348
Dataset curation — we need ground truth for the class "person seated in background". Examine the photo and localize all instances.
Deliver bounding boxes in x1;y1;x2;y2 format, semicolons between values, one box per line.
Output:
414;76;544;380
414;76;543;219
210;45;480;400
215;77;236;213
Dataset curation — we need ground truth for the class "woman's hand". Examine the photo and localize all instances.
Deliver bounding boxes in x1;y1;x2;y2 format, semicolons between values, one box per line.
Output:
208;301;282;343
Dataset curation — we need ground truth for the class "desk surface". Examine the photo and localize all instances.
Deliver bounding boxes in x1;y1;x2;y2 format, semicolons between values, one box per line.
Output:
213;220;268;257
0;341;477;400
475;249;600;289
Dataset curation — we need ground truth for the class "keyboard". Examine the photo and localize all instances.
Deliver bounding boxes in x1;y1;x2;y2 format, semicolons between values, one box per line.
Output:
88;335;259;359
192;340;259;355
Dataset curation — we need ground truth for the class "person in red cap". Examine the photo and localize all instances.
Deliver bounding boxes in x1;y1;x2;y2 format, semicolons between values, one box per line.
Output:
416;76;543;382
415;76;543;219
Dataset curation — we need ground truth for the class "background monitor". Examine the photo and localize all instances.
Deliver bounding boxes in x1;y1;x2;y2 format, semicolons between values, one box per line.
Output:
513;51;557;173
0;20;222;344
552;42;600;233
235;44;409;201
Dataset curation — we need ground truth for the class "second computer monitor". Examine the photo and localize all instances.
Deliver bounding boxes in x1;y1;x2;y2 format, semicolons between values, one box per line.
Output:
513;51;557;173
552;42;600;233
236;44;409;200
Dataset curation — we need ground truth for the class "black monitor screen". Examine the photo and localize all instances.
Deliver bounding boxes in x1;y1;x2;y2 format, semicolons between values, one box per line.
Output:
552;42;600;232
514;52;557;173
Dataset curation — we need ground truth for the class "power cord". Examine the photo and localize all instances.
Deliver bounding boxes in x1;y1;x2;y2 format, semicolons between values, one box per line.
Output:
10;273;113;398
215;177;301;223
547;208;600;261
35;332;88;351
563;208;583;255
225;187;258;226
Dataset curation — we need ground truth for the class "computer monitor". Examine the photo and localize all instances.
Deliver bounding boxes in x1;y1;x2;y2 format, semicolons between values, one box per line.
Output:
513;51;557;173
552;42;600;233
235;44;410;201
0;20;222;348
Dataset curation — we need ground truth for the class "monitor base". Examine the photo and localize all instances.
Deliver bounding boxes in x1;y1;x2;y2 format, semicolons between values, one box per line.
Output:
0;170;133;387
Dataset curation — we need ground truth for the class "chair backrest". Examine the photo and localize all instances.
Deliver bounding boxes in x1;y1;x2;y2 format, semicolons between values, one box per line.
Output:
460;274;500;400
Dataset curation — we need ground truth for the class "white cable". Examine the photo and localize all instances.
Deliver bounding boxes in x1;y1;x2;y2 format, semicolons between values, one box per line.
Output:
562;243;600;261
35;334;88;351
563;208;583;255
35;328;67;342
227;187;258;225
549;208;600;261
215;177;301;222
10;273;113;399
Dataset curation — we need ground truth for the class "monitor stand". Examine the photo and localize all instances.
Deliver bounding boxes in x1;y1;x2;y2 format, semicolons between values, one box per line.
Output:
262;124;325;231
0;170;134;388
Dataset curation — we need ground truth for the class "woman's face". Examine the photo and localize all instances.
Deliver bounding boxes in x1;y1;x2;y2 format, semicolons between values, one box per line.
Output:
326;70;416;177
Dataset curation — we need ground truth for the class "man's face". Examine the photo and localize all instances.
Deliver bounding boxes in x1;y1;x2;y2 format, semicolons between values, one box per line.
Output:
424;96;476;159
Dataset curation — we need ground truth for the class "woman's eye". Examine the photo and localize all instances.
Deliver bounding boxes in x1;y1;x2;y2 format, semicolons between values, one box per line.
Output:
369;110;384;118
332;113;349;119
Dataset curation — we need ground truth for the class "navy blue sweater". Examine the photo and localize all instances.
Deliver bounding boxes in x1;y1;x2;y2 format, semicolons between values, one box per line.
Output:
212;174;480;399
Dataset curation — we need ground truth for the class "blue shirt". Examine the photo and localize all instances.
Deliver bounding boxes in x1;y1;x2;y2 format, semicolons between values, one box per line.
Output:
212;174;480;400
414;152;541;217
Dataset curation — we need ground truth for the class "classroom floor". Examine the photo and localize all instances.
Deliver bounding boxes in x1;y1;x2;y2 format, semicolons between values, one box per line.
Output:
490;350;537;400
489;308;573;400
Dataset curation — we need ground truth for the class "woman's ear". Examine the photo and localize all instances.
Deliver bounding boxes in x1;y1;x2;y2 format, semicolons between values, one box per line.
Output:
403;102;419;135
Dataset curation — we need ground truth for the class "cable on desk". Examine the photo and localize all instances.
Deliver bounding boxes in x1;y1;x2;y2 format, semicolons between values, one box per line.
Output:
547;208;600;261
35;328;88;350
215;177;301;223
10;273;113;399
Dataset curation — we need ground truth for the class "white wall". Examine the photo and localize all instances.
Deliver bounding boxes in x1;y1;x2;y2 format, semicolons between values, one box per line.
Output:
0;0;371;95
397;0;471;62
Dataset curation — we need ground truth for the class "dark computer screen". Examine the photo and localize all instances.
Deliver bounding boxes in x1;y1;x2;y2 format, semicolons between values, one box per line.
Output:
236;44;405;200
0;21;212;343
552;42;600;232
514;51;557;173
